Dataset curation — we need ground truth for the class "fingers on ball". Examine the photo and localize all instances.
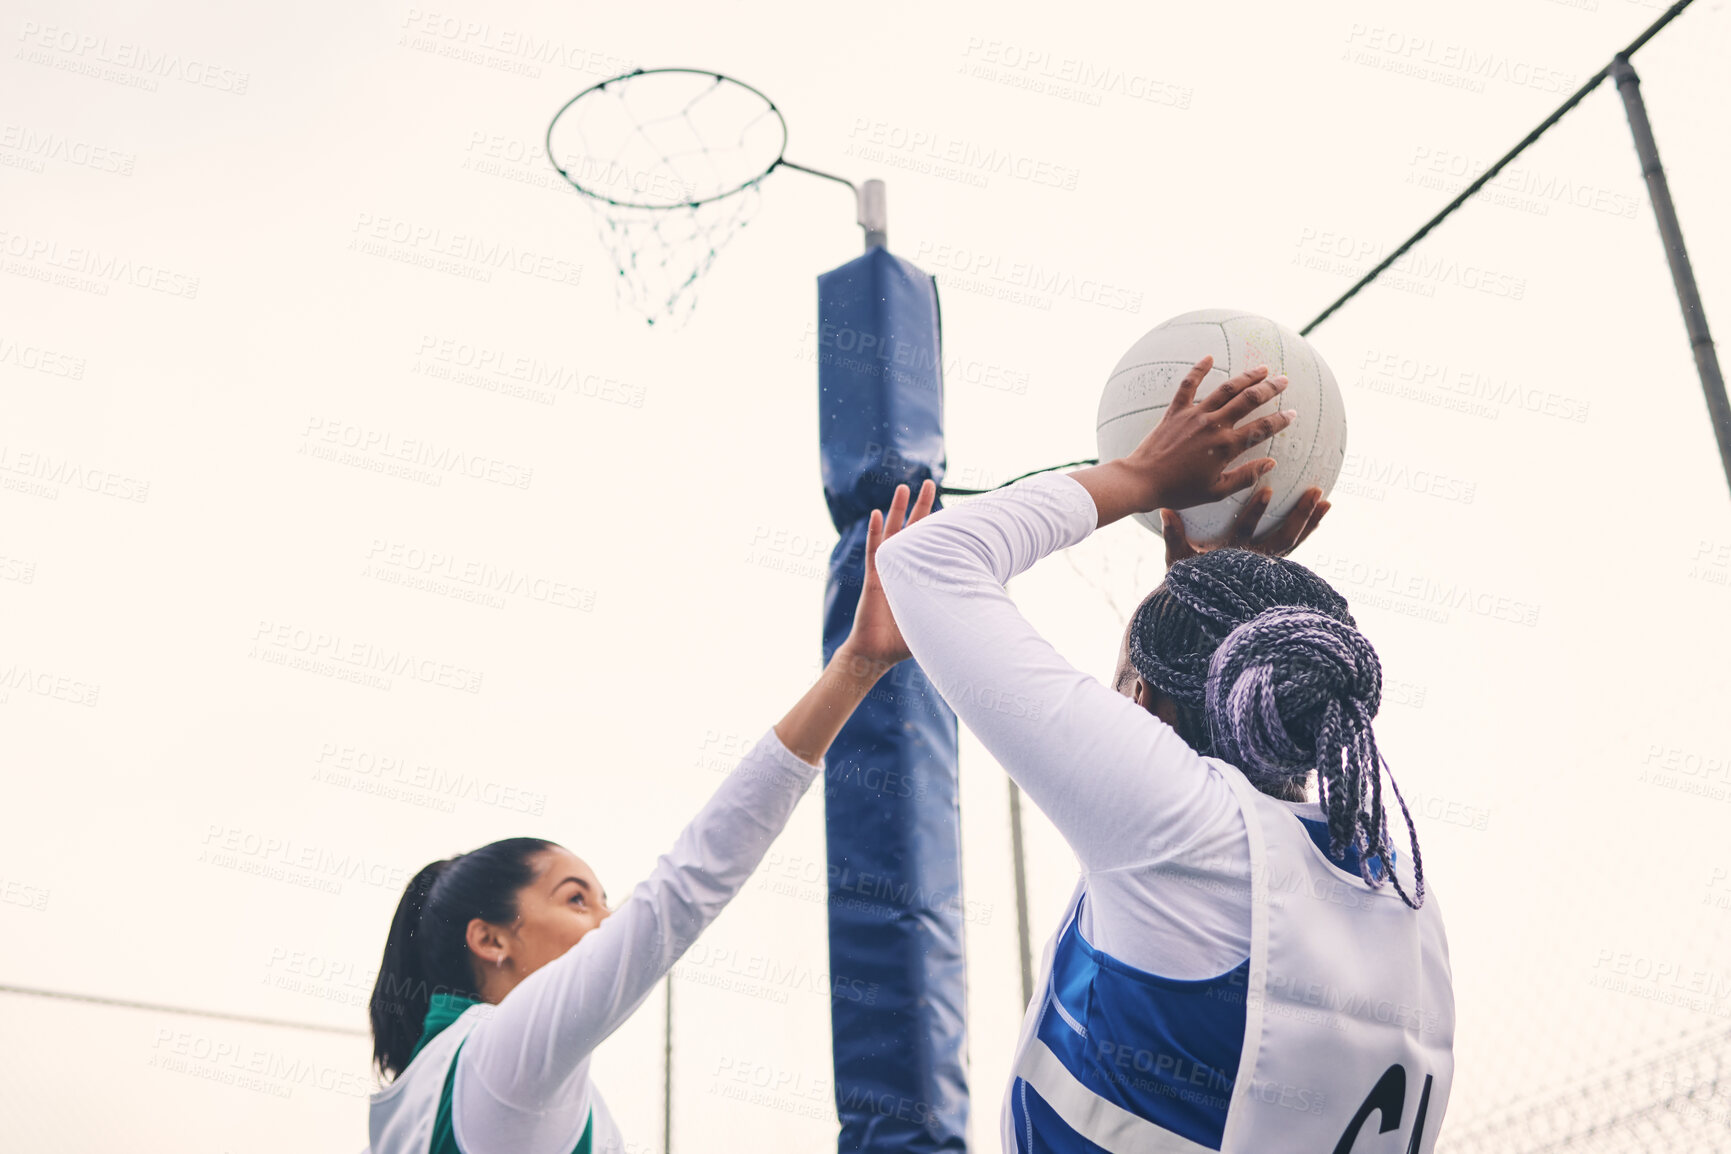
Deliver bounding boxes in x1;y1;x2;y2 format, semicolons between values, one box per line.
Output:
1220;375;1288;421
1205;365;1270;411
1237;409;1297;448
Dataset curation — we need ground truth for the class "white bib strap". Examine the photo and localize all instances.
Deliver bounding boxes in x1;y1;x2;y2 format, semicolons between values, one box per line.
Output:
1013;1037;1214;1154
1213;766;1271;1154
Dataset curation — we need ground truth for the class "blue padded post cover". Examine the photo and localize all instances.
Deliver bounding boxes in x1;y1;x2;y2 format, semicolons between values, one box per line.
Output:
817;245;967;1153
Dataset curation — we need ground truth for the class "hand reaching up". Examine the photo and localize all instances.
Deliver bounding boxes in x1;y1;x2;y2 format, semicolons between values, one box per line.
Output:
840;480;938;670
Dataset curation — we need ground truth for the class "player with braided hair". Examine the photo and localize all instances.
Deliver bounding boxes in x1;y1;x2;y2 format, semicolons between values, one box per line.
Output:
876;356;1453;1153
1125;550;1424;908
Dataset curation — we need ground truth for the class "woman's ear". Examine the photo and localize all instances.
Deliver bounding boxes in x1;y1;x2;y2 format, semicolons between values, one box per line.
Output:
1133;681;1181;727
465;917;509;967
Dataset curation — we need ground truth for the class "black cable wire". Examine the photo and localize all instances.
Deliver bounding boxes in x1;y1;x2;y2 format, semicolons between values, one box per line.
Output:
938;457;1098;496
944;0;1700;494
0;982;369;1037
1301;0;1697;336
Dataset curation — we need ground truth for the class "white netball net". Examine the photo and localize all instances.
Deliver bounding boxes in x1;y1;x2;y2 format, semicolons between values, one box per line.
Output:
548;70;787;326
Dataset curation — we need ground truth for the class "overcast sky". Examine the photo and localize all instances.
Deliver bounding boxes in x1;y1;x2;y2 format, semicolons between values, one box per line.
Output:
3;0;1730;1150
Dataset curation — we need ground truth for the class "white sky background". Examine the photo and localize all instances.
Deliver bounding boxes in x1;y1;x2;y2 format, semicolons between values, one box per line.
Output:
3;0;1730;1150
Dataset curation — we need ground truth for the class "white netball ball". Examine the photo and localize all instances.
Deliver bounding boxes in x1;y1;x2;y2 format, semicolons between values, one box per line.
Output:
1095;308;1346;544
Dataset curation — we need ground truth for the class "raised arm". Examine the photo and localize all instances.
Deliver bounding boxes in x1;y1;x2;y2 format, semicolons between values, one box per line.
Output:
462;482;938;1111
874;358;1297;870
462;726;821;1112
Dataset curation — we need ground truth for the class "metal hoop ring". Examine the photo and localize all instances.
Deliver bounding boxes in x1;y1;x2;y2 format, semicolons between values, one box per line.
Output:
546;67;790;210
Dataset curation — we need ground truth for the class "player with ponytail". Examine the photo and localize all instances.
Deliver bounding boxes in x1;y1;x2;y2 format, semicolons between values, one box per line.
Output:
370;840;554;1080
876;356;1454;1154
365;483;938;1154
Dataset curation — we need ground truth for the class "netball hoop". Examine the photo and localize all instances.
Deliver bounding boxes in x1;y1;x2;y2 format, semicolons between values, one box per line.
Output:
547;67;886;326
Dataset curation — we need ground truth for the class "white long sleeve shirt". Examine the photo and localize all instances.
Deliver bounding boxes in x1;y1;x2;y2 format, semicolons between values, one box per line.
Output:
875;471;1329;979
882;472;1455;1154
368;728;821;1154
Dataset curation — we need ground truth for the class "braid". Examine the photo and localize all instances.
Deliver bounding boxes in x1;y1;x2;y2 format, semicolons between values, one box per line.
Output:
1128;550;1425;909
1167;566;1259;632
1126;592;1212;710
1206;605;1424;909
1380;761;1426;908
1128;549;1356;745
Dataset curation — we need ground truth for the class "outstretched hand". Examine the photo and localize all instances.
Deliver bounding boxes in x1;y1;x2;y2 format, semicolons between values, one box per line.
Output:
1159;485;1330;567
840;479;938;670
775;479;939;767
1070;356;1298;530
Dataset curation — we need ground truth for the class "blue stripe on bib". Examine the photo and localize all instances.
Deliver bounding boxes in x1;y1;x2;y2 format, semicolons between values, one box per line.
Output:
1031;899;1247;1150
1012;814;1388;1152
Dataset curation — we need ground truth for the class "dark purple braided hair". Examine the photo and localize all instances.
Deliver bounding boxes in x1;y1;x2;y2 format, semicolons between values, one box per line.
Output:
1126;549;1425;908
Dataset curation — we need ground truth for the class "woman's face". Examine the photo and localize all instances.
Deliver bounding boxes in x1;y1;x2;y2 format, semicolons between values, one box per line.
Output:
485;846;613;982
